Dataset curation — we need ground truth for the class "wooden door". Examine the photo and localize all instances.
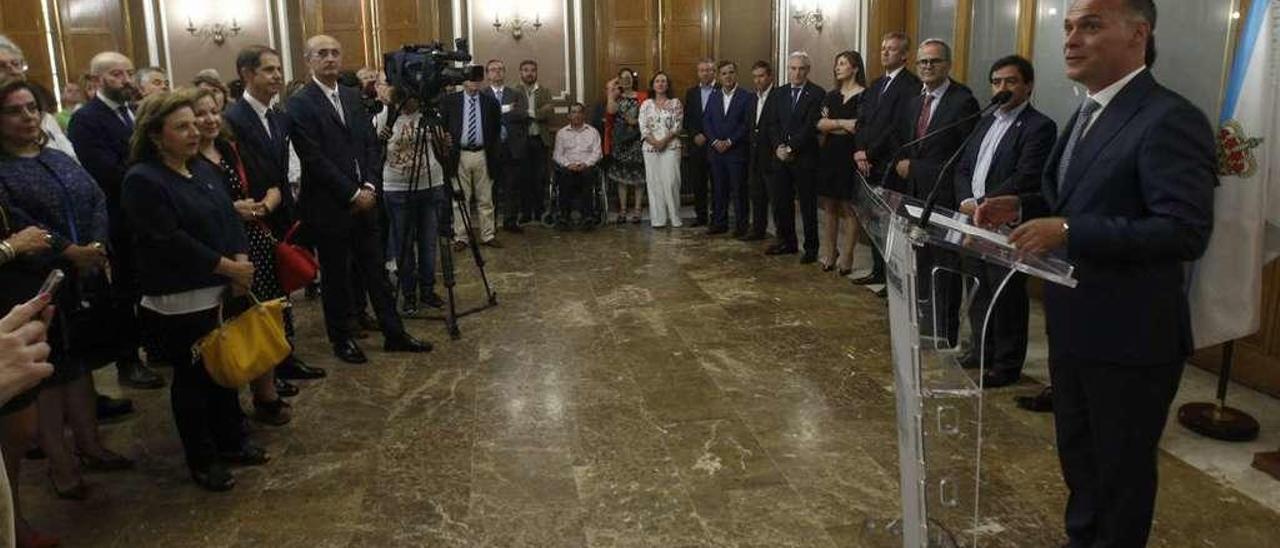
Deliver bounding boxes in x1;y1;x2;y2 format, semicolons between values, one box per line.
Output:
660;0;712;90
0;0;56;91
596;0;658;96
53;0;132;82
375;0;438;67
301;0;373;69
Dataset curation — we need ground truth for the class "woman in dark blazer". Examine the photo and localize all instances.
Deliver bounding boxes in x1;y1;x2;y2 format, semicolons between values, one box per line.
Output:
121;89;265;492
0;76;127;545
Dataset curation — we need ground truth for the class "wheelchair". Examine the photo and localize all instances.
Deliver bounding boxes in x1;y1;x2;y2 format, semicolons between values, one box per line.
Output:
542;162;609;229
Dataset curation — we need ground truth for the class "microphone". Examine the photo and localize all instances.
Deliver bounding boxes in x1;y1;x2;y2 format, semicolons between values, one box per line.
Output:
878;90;1013;189
914;90;1013;229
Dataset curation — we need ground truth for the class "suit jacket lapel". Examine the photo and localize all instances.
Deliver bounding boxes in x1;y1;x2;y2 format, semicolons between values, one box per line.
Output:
1058;71;1155;204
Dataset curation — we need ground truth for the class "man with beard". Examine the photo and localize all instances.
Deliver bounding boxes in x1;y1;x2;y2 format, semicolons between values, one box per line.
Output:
68;51;166;391
513;60;557;224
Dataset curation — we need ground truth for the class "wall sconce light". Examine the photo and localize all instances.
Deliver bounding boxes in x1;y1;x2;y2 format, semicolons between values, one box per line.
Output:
186;16;241;46
492;12;542;40
792;5;825;32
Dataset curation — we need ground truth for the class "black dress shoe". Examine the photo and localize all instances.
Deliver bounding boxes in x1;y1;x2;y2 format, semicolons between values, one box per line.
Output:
741;231;768;241
873;286;888;298
707;225;729;235
502;223;525;234
219;443;271;466
384;333;433;353
957;353;980;370
117;360;165;389
731;227;748;238
274;377;299;398
252;399;292;426
191;463;235;492
277;356;327;380
357;313;379;332
764;243;798;255
96;394;134;420
800;251;818;264
1015;386;1054;412
332;340;368;364
422;292;445;308
982;369;1021;388
852;273;886;285
690;218;708;227
481;238;503;248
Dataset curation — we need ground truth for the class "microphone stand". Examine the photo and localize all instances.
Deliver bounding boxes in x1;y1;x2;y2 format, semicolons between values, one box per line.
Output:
914;91;1012;230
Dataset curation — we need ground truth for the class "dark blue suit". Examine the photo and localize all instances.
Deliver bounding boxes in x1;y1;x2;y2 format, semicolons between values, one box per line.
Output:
702;87;754;231
1023;70;1215;547
287;80;404;343
224;98;295;235
952;104;1056;375
67;96;142;364
768;82;825;253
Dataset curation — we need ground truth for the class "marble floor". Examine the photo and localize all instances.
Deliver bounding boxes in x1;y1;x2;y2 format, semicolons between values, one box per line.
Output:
20;222;1280;547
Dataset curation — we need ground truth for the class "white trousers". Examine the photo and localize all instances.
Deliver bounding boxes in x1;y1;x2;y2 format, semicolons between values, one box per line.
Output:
643;149;682;227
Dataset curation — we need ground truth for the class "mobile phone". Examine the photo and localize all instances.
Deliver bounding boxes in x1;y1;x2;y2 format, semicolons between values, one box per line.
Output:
37;269;65;301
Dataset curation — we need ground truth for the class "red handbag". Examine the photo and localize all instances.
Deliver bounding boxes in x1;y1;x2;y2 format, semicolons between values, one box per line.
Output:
275;222;318;294
228;142;318;294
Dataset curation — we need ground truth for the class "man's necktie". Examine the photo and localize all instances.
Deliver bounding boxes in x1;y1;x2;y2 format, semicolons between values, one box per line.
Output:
791;86;802;109
466;94;479;147
495;89;508;142
915;93;935;139
330;90;345;125
880;76;892;96
116;105;133;131
265;109;280;144
1056;98;1102;191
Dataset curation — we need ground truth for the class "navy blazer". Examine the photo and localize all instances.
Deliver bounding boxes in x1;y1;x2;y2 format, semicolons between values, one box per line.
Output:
440;90;503;178
682;84;716;139
286;81;381;232
224;98;295;234
67;97;133;206
856;69;922;172
768;82;826;160
1023;70;1216;365
953;103;1057;205
702;87;754;162
893;79;980;202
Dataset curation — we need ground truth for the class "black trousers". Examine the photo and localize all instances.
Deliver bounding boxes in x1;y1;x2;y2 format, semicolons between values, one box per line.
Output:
314;214;404;343
524;138;549;219
500;152;524;225
684;144;710;222
769;160;819;252
106;206;142;365
709;154;748;230
556;165;597;222
747;155;772;235
1050;357;1183;548
965;262;1029;373
144;307;244;471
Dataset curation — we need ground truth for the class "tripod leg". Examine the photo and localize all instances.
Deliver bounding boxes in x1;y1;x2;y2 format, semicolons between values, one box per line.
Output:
436;232;461;340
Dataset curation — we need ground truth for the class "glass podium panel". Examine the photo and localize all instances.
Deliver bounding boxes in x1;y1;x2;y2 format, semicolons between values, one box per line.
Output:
855;176;1076;547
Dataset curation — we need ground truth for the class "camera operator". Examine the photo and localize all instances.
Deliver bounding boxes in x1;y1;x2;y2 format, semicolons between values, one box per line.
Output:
374;85;447;315
440;69;501;250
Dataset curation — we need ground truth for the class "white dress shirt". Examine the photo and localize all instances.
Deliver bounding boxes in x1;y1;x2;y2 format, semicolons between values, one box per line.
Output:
1081;66;1147;138
755;85;772;124
721;86;738;115
313;76;345;125
964;101;1030;206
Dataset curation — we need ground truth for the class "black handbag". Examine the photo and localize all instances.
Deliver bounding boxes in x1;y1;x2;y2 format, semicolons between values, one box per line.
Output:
59;270;120;368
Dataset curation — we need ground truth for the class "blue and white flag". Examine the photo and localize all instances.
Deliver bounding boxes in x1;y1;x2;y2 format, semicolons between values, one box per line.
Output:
1189;0;1280;349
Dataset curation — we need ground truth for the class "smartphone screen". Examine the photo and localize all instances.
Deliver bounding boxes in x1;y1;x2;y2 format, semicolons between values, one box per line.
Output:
38;269;65;300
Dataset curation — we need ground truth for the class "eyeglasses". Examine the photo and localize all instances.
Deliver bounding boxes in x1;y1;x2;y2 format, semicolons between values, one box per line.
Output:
1;102;41;117
916;58;948;67
0;59;29;73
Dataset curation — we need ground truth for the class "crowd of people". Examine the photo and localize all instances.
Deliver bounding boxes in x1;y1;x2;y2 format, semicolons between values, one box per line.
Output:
0;0;1219;546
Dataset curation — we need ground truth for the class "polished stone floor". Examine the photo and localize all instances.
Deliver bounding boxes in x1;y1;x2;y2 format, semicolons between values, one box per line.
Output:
20;223;1280;547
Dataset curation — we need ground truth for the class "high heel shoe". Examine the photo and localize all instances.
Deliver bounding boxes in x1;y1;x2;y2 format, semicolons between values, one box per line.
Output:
78;450;135;472
48;471;88;500
818;260;835;272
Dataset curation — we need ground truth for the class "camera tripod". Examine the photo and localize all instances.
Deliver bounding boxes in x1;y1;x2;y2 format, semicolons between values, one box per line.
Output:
388;102;497;340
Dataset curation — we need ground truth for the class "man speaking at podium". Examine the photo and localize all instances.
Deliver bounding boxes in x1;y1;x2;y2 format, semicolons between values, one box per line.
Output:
977;1;1215;546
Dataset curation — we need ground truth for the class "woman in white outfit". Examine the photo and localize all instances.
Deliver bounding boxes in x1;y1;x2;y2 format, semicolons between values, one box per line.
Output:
638;72;683;228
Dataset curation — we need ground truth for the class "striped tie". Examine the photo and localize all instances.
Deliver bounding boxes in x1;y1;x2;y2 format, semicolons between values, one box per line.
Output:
1057;99;1101;191
466;95;479;146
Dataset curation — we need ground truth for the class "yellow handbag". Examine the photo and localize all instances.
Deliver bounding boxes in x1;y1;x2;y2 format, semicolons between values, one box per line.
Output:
196;294;291;388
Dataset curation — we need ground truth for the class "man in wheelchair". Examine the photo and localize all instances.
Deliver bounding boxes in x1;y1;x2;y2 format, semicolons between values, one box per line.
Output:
551;102;603;230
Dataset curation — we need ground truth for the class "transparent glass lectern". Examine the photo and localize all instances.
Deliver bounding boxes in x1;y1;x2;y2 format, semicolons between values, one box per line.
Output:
853;178;1076;547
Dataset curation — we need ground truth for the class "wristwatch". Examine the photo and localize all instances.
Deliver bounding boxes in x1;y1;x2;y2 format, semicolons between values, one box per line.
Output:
1061;219;1070;239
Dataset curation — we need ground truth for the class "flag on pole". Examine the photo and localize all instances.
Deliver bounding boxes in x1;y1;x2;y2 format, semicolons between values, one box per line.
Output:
1189;0;1280;349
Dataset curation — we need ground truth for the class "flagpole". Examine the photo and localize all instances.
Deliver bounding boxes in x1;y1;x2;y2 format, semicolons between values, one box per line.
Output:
1176;340;1260;442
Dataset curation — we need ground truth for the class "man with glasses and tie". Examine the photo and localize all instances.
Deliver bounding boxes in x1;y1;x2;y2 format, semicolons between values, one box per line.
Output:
288;35;432;365
765;51;825;263
68;51;170;392
482;59;530;239
442;71;502;250
976;1;1215;545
